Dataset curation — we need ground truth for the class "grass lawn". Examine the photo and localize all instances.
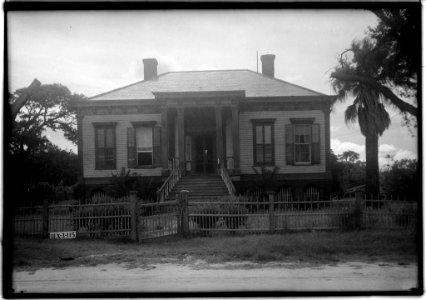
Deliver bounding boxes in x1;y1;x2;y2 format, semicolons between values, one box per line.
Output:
13;229;418;271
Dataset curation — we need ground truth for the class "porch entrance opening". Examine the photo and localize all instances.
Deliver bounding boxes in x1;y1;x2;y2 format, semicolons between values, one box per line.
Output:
194;134;214;174
183;107;217;174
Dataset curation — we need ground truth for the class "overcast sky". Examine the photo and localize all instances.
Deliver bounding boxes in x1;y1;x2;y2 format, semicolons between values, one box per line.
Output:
8;10;418;167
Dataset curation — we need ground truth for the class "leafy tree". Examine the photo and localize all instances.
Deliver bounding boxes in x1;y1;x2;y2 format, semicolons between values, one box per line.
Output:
330;150;366;194
338;150;360;163
380;158;418;200
9;80;86;152
10;142;79;204
8;80;85;204
329;150;342;193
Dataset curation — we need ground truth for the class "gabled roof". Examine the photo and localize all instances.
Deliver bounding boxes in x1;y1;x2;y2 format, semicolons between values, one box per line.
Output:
90;69;326;101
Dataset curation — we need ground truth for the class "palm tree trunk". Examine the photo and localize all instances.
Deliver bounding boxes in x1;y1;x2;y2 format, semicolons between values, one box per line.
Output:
365;131;380;197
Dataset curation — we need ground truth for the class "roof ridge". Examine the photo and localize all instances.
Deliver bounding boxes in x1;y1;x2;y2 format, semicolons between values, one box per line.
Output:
166;69;251;74
245;69;327;96
89;72;171;99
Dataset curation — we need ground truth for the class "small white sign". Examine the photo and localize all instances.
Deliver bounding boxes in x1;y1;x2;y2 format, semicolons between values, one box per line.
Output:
49;231;77;239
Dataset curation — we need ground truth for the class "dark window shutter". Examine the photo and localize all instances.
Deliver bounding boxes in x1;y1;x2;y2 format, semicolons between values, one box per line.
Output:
311;124;320;164
285;124;294;165
153;127;161;167
127;127;136;168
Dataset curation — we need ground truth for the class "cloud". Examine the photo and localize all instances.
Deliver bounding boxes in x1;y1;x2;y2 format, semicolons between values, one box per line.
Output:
332;138;417;168
331;138;365;159
379;144;397;153
157;55;182;74
330;126;340;132
393;149;417;161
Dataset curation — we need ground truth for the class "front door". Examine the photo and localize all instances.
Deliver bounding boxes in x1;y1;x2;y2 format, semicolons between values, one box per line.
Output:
194;134;214;174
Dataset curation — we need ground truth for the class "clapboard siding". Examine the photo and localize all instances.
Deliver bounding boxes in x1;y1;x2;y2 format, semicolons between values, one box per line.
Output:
239;110;326;174
82;114;162;178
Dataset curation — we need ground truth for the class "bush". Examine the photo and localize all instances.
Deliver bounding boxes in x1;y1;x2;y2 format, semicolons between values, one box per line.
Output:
25;182;55;205
134;176;158;202
71;194;130;237
53;180;74;202
191;196;249;232
108;168;159;201
108;168;137;198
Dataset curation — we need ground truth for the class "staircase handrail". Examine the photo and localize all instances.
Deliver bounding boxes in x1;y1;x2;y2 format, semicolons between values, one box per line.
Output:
157;166;182;202
218;160;236;196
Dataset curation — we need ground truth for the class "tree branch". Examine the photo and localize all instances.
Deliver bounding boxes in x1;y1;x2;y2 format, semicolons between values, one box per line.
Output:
10;79;41;121
371;9;388;23
331;71;417;117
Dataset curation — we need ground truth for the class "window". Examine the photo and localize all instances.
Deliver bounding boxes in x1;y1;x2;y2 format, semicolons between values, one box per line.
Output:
285;119;320;165
294;125;311;164
136;126;153;166
127;122;161;168
94;124;116;170
252;119;275;166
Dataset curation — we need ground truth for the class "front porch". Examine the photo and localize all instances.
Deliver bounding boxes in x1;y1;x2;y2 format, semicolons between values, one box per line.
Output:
159;100;241;176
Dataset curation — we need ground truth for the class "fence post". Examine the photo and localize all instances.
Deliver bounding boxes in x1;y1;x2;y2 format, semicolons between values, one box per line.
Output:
178;190;189;237
42;198;49;238
268;191;275;233
355;191;363;229
130;191;139;241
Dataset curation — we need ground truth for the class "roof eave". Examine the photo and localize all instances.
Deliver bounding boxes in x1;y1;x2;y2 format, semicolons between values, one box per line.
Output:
72;99;157;107
245;95;336;103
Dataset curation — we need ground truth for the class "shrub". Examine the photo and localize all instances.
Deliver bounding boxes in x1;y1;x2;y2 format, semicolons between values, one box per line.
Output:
54;180;74;202
72;181;87;201
108;168;137;198
108;168;159;201
26;182;55;205
71;194;130;237
135;176;158;202
191;196;249;232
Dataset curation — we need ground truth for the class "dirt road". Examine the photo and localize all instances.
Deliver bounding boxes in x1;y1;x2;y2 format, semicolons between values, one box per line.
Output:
13;260;418;293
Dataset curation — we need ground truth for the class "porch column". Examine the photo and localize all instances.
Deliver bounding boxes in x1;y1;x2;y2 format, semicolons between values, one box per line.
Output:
177;107;185;169
216;106;224;167
161;107;169;173
76;112;84;180
231;106;240;171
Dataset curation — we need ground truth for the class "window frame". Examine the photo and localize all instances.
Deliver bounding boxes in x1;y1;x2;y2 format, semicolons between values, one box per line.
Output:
131;121;157;168
251;119;276;166
93;122;117;170
288;118;319;166
293;124;312;165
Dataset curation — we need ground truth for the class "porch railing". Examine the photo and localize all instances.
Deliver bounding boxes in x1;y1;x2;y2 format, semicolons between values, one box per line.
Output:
218;160;236;196
157;166;182;202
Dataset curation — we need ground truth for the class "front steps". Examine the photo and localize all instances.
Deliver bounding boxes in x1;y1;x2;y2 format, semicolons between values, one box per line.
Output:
166;174;231;202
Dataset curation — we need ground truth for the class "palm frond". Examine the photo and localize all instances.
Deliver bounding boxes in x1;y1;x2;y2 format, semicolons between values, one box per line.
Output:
344;103;359;125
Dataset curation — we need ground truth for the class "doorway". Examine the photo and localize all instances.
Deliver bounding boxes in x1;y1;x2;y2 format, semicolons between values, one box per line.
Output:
194;134;214;174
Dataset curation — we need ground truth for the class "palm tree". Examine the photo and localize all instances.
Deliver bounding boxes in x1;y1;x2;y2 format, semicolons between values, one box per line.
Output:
332;37;394;197
336;84;391;196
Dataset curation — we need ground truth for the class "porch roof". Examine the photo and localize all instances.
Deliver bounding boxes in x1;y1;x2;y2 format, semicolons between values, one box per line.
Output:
89;69;327;101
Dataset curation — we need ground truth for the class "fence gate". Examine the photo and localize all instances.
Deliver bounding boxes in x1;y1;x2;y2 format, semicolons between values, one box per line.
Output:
138;200;180;240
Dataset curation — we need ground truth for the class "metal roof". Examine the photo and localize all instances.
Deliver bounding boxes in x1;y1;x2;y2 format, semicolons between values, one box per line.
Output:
90;69;326;101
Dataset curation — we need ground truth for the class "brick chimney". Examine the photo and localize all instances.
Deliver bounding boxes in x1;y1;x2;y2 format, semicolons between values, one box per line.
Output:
143;58;158;80
260;54;275;77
